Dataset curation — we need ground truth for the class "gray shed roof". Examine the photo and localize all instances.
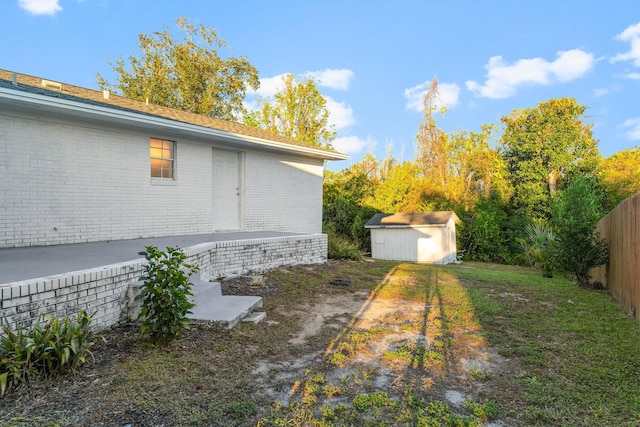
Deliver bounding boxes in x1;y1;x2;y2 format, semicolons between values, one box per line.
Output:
364;212;459;228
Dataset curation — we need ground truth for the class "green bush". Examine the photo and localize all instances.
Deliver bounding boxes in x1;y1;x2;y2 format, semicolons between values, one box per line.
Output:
521;222;556;277
0;311;95;396
136;246;199;345
459;194;527;265
551;176;609;287
326;230;364;260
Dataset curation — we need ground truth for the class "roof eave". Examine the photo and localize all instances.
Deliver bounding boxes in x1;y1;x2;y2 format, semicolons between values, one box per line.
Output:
364;224;448;229
0;86;349;161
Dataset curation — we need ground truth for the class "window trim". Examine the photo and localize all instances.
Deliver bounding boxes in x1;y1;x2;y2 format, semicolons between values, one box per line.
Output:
150;137;176;180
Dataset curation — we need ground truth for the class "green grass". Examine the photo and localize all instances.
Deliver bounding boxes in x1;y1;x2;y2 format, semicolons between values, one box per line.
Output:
4;259;640;426
448;261;640;425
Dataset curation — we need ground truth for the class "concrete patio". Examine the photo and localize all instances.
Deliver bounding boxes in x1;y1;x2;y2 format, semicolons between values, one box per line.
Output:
0;231;307;284
0;231;327;330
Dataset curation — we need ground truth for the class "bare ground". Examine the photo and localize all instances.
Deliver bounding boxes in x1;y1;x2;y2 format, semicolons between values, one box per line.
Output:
0;261;516;426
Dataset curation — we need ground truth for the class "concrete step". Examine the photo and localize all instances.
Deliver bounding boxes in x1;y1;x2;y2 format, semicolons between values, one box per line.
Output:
242;311;266;325
188;295;263;328
129;276;264;328
187;276;263;328
189;278;222;304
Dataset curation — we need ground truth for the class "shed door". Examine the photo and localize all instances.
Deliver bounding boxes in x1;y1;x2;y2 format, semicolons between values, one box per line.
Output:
212;149;240;229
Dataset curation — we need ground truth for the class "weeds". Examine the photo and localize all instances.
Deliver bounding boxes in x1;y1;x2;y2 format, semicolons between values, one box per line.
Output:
326;231;364;260
4;260;640;426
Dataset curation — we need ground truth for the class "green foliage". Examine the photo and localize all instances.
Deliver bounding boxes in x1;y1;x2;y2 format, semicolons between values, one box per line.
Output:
352;391;397;411
551;176;609;287
326;229;364;260
364;161;433;213
598;146;640;207
521;222;556;277
458;195;526;264
243;74;336;148
464;400;499;421
97;16;259;121
136;246;199;345
323;166;378;252
0;311;95;396
500;97;601;222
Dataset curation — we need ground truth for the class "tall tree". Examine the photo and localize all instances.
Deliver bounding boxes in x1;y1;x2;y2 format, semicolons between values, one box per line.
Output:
243;74;336;148
500;97;601;221
323;163;378;251
97;17;259;121
415;81;509;211
415;78;449;188
598;146;640;207
364;161;429;213
445;124;511;210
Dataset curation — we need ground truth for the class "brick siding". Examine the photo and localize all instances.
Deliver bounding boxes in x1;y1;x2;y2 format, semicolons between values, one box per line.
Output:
0;111;325;248
0;234;327;331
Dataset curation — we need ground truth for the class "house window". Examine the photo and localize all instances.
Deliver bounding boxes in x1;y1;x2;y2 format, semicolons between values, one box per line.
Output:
150;138;174;179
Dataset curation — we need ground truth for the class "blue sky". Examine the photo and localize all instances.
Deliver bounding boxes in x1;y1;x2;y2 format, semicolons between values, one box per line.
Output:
3;1;640;170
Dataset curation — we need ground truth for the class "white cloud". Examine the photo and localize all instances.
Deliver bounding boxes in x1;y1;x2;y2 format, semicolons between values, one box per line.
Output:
466;49;594;99
247;74;355;130
250;74;289;98
404;80;460;113
548;49;596;81
331;135;375;155
621;117;640;140
252;69;354;96
594;87;609;97
612;22;640;67
325;96;355;130
18;0;62;15
304;69;354;90
622;72;640;79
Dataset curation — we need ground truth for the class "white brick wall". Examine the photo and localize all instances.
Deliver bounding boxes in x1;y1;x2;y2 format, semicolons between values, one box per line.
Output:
0;234;327;331
1;110;324;248
244;151;324;233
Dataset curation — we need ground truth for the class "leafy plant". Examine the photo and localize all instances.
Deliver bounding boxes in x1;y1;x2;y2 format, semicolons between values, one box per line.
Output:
521;222;556;277
0;311;95;396
551;176;609;287
136;246;199;345
326;229;364;260
465;399;499;421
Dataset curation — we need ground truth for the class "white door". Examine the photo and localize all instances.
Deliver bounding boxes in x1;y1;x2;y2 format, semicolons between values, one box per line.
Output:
212;149;240;229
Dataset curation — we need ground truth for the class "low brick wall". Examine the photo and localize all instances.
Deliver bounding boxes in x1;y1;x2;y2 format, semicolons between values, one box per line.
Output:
0;234;327;331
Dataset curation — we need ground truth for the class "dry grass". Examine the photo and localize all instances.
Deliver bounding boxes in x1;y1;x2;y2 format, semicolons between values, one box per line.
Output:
2;260;640;426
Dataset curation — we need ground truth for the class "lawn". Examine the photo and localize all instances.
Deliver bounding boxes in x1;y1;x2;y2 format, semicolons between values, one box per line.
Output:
2;260;640;426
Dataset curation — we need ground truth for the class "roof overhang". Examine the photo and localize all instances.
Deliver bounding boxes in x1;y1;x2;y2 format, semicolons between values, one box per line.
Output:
364;224;448;229
0;86;349;161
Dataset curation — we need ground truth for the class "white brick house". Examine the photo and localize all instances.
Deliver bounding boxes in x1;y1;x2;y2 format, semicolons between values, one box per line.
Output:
0;70;347;248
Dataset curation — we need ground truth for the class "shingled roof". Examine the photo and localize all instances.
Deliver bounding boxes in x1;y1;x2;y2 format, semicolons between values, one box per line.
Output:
364;212;460;228
0;69;347;160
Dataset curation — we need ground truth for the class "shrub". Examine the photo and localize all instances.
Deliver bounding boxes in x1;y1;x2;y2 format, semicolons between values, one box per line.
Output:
136;246;199;345
0;311;95;396
521;223;556;277
551;176;609;287
459;194;528;265
326;230;364;260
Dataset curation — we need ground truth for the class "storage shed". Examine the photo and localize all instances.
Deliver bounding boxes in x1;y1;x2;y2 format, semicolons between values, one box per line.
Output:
364;212;460;264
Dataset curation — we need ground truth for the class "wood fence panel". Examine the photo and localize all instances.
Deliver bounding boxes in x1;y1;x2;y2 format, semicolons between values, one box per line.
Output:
592;194;640;319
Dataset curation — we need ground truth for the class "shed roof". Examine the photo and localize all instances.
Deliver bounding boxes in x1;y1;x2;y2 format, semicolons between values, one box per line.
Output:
0;69;347;161
364;212;459;228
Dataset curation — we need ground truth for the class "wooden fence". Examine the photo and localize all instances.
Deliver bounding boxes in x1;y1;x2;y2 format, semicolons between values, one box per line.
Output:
591;194;640;320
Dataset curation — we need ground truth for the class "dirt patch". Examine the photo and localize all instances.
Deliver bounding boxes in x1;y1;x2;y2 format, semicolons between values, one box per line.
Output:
244;265;506;422
0;261;512;426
